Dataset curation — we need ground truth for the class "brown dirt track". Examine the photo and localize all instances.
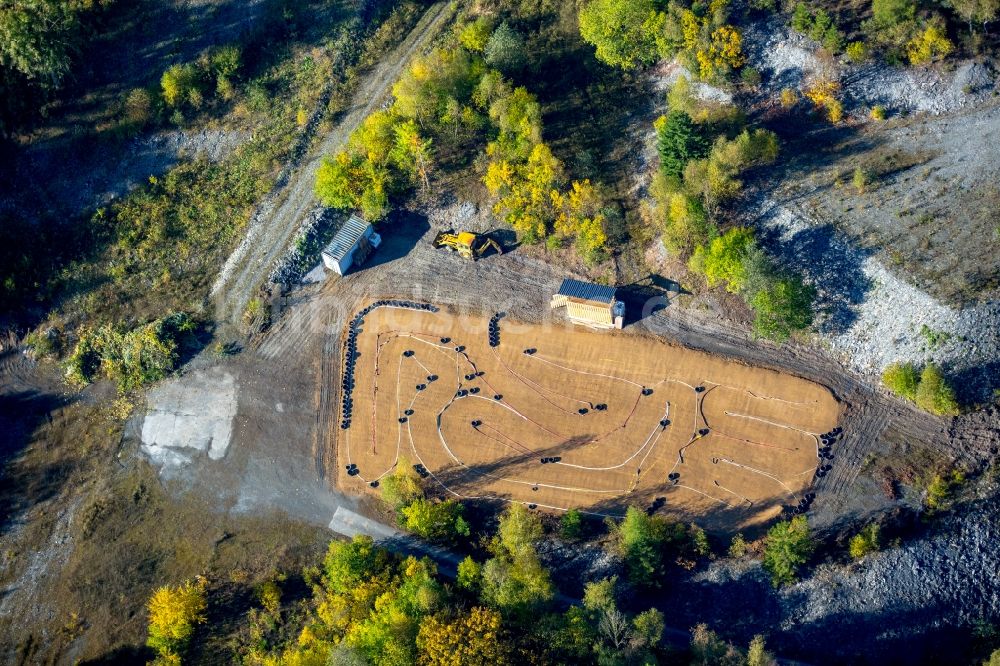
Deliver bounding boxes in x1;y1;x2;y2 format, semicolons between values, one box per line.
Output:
338;303;841;530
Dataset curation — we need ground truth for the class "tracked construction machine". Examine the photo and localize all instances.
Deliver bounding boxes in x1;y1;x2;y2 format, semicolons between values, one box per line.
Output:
431;230;503;260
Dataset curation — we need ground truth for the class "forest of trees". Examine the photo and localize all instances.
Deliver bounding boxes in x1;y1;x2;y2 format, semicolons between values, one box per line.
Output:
315;14;611;264
145;502;807;666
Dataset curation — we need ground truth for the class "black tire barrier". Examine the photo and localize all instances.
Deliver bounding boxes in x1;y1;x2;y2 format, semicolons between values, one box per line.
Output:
399;417;408;423
465;373;475;381
552;456;561;463
470;387;480;394
456;390;468;397
455;345;465;352
404;409;414;416
524;348;536;355
494;394;502;400
403;350;414;357
528;504;537;509
370;481;379;488
416;384;426;391
578;408;588;415
695;386;705;393
427;375;438;382
660;419;671;427
340;300;440;429
488;313;503;347
441;337;451;344
641;388;653;396
540;458;549;464
348;468;359;476
471;420;482;427
596;403;607;411
699;428;710;436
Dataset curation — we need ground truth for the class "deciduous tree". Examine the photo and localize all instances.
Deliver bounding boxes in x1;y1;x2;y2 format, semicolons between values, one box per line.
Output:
762;515;814;586
578;0;662;69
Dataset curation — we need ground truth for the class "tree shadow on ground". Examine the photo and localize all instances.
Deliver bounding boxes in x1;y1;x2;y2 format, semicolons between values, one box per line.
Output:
617;274;692;327
0;388;72;536
756;220;877;336
950;360;1000;407
429;435;597;498
358;210;431;273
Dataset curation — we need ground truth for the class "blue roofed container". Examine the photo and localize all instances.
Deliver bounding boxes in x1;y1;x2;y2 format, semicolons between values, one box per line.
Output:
550;278;625;329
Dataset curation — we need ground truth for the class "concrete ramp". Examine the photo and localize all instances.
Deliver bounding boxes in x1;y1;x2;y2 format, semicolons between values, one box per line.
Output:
328;506;402;541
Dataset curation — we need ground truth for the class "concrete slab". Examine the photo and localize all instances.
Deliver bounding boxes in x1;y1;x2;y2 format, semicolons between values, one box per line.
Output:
328;506;401;541
141;367;237;468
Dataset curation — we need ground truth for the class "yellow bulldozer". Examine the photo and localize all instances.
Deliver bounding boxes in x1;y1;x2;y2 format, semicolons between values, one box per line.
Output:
431;230;503;260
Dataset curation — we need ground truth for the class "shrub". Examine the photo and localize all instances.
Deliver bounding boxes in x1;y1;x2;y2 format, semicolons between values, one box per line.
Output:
882;362;920;400
381;460;424;508
926;469;965;510
161;63;200;108
690;523;711;556
65;313;195;393
146;577;207;663
242;296;269;334
728;533;748;557
870;104;887;120
872;0;917;29
560;508;584;540
457;17;493;52
805;79;842;123
779;87;798;108
762;515;814;586
750;274;815;340
484;22;526;73
655;110;708;180
846;41;870;62
399;498;470;542
914;363;960;415
848;523;880;559
906;25;954;65
826;98;844;122
853;166;869;193
124;88;153;128
741;66;762;87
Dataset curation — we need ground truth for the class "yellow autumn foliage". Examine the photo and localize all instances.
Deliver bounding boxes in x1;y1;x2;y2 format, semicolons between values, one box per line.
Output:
146;577;208;662
416;607;508;666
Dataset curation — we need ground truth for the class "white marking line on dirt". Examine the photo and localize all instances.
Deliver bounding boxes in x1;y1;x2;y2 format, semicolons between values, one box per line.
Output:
746;390;819;405
712;457;797;496
724;411;819;435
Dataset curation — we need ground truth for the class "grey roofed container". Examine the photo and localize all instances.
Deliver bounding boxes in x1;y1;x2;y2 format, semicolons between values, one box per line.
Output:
321;215;380;276
555;278;617;304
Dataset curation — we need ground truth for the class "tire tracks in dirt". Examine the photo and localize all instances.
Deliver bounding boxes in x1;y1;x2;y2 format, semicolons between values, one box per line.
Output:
211;2;453;325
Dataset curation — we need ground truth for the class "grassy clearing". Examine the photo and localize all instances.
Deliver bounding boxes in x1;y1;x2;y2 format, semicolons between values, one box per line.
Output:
0;396;329;663
14;1;425;346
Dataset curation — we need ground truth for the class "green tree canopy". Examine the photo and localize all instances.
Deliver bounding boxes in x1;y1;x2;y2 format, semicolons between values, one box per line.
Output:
578;0;662;69
872;0;917;27
750;275;815;340
656;110;708;180
762;515;814;586
882;362;920;400
484;22;526;74
915;363;960;416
